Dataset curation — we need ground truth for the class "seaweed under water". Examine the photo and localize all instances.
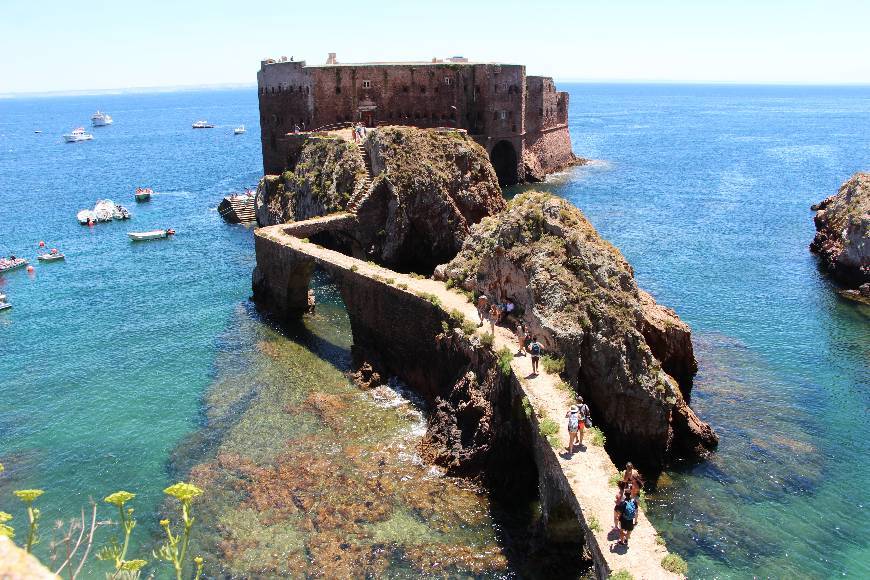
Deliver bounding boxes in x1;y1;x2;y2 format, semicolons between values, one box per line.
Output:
170;276;561;578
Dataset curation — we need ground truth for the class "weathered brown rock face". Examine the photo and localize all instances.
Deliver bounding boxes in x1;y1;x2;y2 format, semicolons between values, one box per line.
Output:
810;172;870;289
255;135;366;226
438;191;717;468
256;127;505;273
353;127;506;272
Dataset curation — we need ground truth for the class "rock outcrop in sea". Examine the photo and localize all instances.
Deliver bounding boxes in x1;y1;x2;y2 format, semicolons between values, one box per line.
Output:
256;126;505;272
437;191;718;468
810;172;870;302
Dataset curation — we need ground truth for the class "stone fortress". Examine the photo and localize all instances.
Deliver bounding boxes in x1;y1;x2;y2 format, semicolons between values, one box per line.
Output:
257;53;578;185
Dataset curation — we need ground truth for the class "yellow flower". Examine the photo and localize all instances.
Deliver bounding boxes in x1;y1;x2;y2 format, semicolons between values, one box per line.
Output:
104;491;136;507
163;482;203;503
120;559;147;571
159;519;170;528
0;462;4;473
194;556;203;565
0;512;12;523
13;489;44;503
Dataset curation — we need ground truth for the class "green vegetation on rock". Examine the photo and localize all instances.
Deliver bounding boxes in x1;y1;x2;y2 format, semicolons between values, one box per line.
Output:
661;553;689;575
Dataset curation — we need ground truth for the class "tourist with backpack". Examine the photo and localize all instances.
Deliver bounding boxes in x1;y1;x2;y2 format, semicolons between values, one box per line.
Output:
565;405;581;454
616;488;639;546
527;336;542;375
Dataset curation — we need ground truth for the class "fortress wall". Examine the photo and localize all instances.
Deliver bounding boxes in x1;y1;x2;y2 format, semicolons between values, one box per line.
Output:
523;124;577;181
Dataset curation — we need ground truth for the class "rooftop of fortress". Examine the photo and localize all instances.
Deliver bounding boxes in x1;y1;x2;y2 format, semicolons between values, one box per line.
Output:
261;54;519;68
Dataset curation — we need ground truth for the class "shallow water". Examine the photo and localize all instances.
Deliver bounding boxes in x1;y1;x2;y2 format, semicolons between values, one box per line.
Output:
1;85;869;578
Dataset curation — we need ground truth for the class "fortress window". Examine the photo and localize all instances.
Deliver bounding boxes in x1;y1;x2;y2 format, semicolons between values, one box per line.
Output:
362;80;371;89
499;111;507;120
335;86;342;94
444;77;451;85
402;85;409;93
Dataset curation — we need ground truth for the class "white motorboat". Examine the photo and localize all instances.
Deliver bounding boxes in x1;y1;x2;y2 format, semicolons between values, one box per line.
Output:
0;303;11;312
93;200;116;222
38;250;65;262
192;120;214;129
77;209;96;225
234;125;246;135
91;111;113;126
63;127;93;143
128;229;175;241
0;257;27;273
0;293;5;301
112;204;132;220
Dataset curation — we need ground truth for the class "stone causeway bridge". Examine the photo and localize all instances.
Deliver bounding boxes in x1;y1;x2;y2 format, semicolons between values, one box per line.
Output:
254;215;683;579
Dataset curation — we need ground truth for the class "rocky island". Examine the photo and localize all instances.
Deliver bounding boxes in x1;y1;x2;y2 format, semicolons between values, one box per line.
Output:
810;172;870;304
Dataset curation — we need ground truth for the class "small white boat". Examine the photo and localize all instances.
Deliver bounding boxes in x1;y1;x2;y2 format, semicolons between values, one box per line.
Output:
63;127;93;143
192;120;214;129
234;125;246;135
112;204;132;220
128;229;175;241
38;250;65;262
34;130;42;134
91;111;113;126
0;258;28;273
0;303;11;312
77;209;96;225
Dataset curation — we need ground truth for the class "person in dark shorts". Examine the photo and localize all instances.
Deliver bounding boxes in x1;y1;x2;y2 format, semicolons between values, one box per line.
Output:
528;336;542;375
476;294;489;326
616;490;639;546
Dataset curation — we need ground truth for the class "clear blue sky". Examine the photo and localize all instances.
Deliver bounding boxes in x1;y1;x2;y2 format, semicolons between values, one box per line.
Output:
2;0;868;94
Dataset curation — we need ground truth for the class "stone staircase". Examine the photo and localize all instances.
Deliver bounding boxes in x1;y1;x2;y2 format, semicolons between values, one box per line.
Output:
219;195;257;223
346;142;375;213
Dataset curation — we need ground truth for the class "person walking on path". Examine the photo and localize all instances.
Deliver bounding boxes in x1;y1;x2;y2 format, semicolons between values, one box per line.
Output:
565;405;581;454
622;462;643;499
528;336;543;375
476;294;489;326
616;489;640;547
515;321;526;356
575;396;590;448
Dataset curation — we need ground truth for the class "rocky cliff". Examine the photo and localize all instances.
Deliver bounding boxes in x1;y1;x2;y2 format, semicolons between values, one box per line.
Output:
437;191;717;468
256;127;505;273
353;127;506;272
255;135;367;226
810;172;870;296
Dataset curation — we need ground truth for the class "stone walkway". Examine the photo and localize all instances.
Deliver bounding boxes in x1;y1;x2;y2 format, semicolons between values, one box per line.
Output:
257;224;683;579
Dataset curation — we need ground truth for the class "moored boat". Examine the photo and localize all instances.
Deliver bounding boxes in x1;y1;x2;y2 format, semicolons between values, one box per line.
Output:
113;204;132;220
234;125;246;135
63;127;93;142
77;209;96;225
192;120;214;129
38;249;65;262
91;111;113;126
0;257;28;273
135;187;153;202
0;303;11;312
128;229;175;241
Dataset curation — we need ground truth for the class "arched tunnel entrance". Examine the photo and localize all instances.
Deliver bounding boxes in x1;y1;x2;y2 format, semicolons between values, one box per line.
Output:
490;140;519;187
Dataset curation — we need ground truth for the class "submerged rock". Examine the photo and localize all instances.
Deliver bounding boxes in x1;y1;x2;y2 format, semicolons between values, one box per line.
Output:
810;172;870;289
439;190;717;468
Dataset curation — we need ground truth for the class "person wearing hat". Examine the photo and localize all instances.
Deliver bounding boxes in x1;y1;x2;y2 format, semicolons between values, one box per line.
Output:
565;404;581;454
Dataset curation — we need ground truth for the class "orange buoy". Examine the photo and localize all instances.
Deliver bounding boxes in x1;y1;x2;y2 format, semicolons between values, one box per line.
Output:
26;265;35;273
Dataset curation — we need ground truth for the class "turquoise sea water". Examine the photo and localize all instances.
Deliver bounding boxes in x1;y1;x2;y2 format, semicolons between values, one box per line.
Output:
0;85;868;578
